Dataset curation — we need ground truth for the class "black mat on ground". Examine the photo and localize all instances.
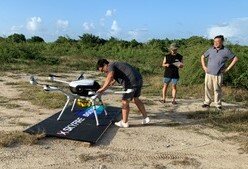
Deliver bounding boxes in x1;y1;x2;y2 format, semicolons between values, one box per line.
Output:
24;106;121;143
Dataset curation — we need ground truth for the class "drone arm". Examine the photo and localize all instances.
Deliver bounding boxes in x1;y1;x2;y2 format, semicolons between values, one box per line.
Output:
49;78;70;84
48;75;70;84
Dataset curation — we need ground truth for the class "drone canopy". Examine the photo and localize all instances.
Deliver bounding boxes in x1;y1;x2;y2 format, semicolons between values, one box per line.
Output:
69;79;101;96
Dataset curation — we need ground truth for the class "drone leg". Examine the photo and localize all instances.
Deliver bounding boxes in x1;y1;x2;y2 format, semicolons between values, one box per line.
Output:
71;98;77;112
57;96;70;121
92;99;99;126
99;98;107;116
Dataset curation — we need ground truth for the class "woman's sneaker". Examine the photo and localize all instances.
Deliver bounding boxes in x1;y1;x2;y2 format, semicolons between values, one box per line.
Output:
142;117;150;125
114;120;129;128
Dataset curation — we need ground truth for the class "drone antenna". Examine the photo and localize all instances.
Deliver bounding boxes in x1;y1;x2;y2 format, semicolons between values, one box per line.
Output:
77;73;84;80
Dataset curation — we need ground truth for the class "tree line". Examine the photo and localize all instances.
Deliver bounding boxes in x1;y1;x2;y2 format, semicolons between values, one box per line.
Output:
0;33;247;89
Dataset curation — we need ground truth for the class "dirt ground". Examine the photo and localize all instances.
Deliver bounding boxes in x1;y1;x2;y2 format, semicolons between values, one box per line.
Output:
0;72;247;169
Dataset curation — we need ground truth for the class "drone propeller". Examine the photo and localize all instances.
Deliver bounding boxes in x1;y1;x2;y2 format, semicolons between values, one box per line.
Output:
49;74;63;78
48;74;70;84
43;85;60;92
30;75;38;85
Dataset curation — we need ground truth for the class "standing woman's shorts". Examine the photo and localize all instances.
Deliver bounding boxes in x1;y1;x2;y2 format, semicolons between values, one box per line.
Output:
163;77;179;85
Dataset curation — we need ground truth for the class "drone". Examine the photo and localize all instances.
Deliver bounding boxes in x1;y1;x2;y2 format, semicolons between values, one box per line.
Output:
29;73;133;126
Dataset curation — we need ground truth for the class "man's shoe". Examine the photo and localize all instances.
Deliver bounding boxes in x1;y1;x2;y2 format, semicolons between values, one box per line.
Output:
159;100;166;103
216;106;222;111
172;101;177;105
202;104;210;108
142;117;150;124
114;120;129;128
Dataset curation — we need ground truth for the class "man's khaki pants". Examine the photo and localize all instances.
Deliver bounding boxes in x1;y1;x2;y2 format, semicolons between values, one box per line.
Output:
204;73;223;107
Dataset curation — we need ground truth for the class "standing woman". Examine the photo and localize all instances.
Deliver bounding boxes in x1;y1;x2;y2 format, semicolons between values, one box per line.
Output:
161;43;184;104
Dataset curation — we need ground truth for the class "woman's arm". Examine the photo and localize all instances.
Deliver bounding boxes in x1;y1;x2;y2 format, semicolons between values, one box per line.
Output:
162;57;170;67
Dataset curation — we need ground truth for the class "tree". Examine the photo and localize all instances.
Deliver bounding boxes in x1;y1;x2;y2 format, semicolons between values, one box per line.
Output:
55;36;70;43
0;36;5;41
55;36;77;44
79;33;106;45
129;39;140;48
8;33;26;43
27;36;45;43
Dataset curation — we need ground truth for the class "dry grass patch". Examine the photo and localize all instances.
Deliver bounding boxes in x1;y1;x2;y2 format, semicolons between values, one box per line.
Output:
4;82;20;86
143;76;162;96
79;153;112;163
170;157;201;167
187;109;248;153
187;110;248;132
0;96;9;104
19;85;66;109
0;96;21;109
242;141;248;153
0;131;45;148
143;75;248;105
16;121;32;127
3;103;21;109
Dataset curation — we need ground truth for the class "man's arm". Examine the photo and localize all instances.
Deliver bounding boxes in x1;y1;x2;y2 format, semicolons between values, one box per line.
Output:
97;71;114;93
224;56;239;73
109;79;116;86
201;55;208;73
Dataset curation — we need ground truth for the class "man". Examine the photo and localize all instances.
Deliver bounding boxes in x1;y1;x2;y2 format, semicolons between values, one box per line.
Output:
96;59;150;128
162;43;184;104
201;35;238;110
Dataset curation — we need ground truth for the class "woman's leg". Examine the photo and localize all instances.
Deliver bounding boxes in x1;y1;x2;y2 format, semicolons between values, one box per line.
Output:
172;84;177;103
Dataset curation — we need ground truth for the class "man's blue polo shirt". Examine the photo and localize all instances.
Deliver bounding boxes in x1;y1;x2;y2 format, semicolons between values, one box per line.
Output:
203;46;235;75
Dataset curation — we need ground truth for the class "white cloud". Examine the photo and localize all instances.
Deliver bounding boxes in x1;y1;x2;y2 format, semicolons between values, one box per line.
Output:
83;22;95;31
100;18;105;27
128;28;148;39
110;20;121;36
105;9;116;17
10;25;23;33
26;17;42;32
207;17;248;45
56;19;69;30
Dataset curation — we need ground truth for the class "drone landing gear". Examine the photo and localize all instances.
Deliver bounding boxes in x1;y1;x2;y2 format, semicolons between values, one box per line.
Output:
57;94;107;126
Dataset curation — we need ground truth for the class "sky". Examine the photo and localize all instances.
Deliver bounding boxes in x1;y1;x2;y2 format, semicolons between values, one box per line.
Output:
0;0;248;45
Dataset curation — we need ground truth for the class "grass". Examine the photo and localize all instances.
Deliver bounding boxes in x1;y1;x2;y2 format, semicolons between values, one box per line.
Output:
79;153;112;163
142;99;157;106
0;131;45;148
187;109;248;133
170;157;201;167
186;109;248;153
3;103;21;109
142;75;248;105
19;85;66;109
0;96;21;108
6;78;69;109
16;122;32;127
4;82;20;85
78;154;92;162
242;142;248;153
0;96;9;104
